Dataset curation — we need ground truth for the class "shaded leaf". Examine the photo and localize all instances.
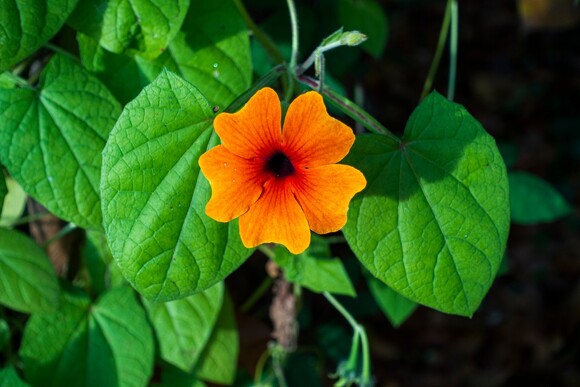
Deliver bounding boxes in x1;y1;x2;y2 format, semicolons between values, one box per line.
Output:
68;0;189;60
0;0;78;71
101;70;252;302
366;275;417;327
0;229;60;313
509;171;571;224
274;244;356;297
20;287;154;387
338;0;388;58
153;364;206;387
0;55;121;229
144;283;224;372
0;365;29;387
195;292;239;385
344;92;510;316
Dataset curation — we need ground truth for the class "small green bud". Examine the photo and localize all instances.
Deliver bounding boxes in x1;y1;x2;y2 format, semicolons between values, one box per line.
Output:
340;31;367;46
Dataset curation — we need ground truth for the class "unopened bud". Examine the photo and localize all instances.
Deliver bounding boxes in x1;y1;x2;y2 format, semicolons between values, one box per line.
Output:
341;31;367;46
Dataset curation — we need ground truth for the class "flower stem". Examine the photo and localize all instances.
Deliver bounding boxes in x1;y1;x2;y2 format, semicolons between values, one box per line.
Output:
420;0;451;100
323;292;373;385
298;75;400;143
225;65;285;113
286;0;299;71
447;0;458;101
240;276;274;312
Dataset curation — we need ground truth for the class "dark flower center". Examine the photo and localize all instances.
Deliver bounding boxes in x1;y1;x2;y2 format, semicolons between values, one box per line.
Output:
266;152;295;178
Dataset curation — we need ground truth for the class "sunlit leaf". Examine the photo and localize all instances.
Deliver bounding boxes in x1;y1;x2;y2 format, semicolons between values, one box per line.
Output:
509;171;571;224
0;176;28;227
0;0;78;71
344;92;510;317
0;229;60;313
0;55;121;229
144;283;224;372
20;287;154;387
101;70;252;302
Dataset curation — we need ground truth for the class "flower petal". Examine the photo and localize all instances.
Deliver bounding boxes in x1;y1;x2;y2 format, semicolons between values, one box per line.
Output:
282;91;355;167
199;145;267;222
239;179;310;254
291;164;367;234
213;87;282;159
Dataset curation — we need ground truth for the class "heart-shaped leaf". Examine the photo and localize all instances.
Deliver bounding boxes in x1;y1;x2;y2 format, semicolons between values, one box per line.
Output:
0;55;121;229
0;229;60;314
144;282;224;372
20;287;154;387
68;0;189;60
344;92;510;317
0;0;78;71
101;70;252;302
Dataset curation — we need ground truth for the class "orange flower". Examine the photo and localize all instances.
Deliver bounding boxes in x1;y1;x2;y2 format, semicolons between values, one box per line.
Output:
199;87;366;254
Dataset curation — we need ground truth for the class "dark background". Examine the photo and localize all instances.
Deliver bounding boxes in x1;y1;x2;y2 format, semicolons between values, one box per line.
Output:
230;1;580;386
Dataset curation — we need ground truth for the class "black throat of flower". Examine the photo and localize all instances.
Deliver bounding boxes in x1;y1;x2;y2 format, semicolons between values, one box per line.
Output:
266;152;295;178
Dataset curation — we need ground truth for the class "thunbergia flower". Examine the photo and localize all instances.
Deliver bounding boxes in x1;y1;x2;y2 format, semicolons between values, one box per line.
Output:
199;87;366;254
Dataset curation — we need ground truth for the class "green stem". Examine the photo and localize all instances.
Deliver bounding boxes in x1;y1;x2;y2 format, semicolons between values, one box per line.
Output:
324;292;372;386
233;0;285;65
1;72;33;89
240;276;274;312
42;222;77;248
225;65;285;113
420;0;452;100
254;348;271;386
44;42;79;62
286;0;299;71
298;75;399;142
7;211;50;226
258;244;276;260
447;0;458;101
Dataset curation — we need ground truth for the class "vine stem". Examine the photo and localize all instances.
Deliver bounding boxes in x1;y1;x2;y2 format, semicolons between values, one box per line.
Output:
420;0;452;100
286;0;299;71
447;0;458;101
323;292;372;385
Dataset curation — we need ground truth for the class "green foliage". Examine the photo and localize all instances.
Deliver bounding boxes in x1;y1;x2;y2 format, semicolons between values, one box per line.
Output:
101;70;252;302
0;176;28;227
509;171;571;224
0;0;78;71
0;365;28;387
344;92;510;317
0;174;6;217
20;287;154;387
68;0;189;60
144;283;224;372
274;242;356;297
0;55;121;229
0;229;61;313
367;275;418;327
337;0;388;58
195;292;239;385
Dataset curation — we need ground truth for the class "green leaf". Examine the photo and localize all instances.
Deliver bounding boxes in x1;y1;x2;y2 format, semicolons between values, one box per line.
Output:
195;292;239;385
144;282;224;372
337;0;388;58
20;287;154;387
344;92;510;317
101;70;252;302
68;0;189;60
153;364;206;387
509;171;572;224
0;319;9;351
366;275;417;327
0;0;78;71
0;176;28;227
274;243;356;297
79;0;252;108
84;230;126;295
0;365;29;387
0;55;121;229
0;229;60;313
0;173;6;217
